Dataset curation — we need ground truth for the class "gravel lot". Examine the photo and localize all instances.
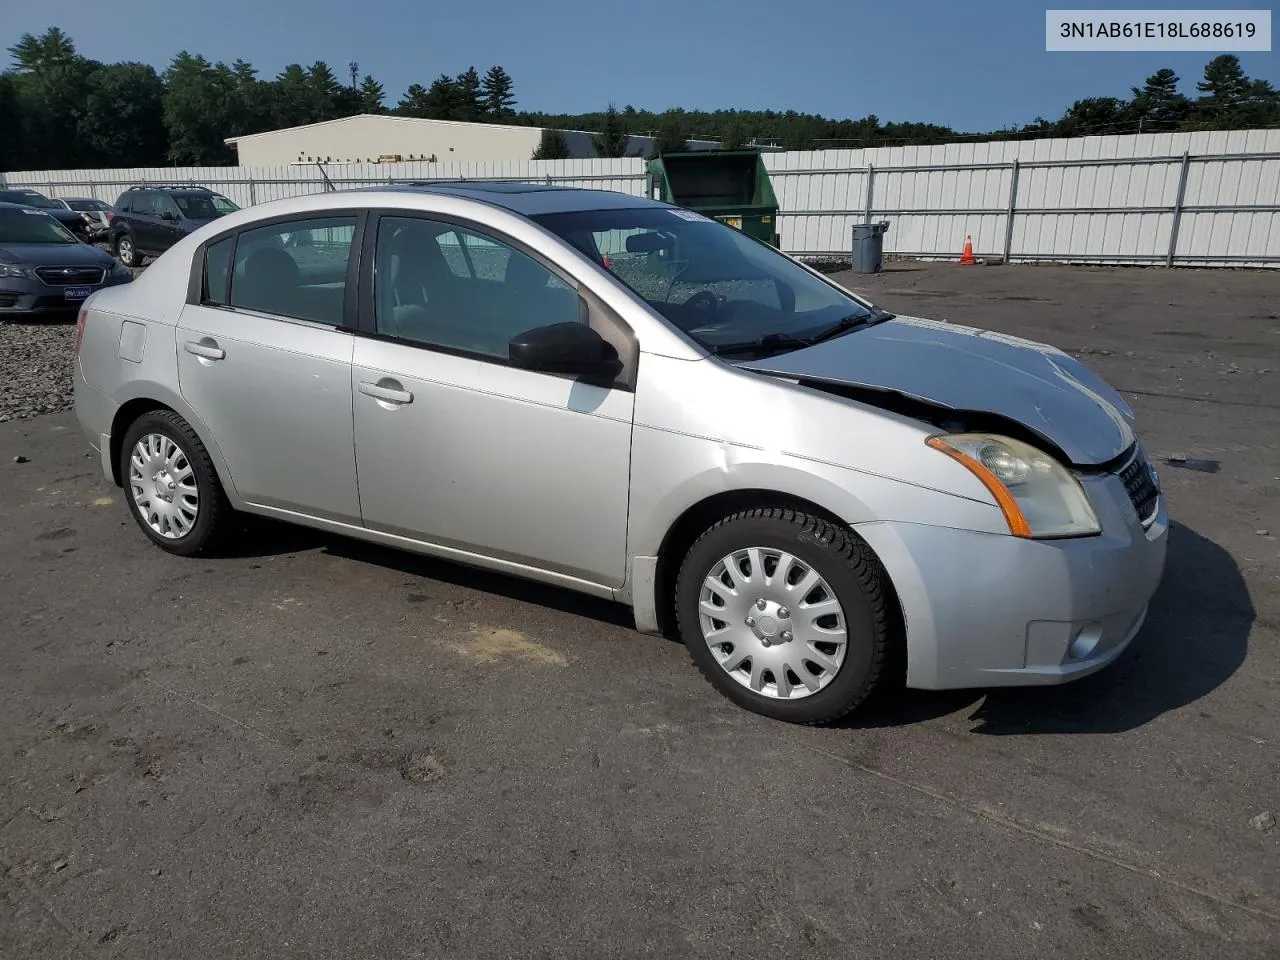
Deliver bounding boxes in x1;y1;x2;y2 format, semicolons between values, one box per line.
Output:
0;246;133;424
2;261;1278;959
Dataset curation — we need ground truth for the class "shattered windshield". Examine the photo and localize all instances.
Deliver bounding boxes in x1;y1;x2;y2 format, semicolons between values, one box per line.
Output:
532;206;877;355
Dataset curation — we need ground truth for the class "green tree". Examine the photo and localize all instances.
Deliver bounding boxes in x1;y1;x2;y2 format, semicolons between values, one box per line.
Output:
5;27;93;168
1129;68;1191;132
0;74;25;169
79;62;168;166
306;61;347;121
651;112;689;157
358;74;386;113
591;103;630;157
1056;96;1130;136
720;115;752;150
162;51;238;164
396;83;431;117
423;74;461;119
482;65;515;118
455;66;483;121
1194;54;1278;126
532;128;571;160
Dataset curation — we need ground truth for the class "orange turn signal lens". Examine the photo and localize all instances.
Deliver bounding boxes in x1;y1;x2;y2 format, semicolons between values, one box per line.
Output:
926;436;1033;538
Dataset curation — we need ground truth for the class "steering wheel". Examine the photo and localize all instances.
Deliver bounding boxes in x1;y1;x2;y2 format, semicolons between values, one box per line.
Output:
684;290;721;317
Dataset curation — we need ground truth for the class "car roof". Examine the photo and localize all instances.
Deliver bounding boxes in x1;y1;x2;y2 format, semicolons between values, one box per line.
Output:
372;182;667;217
0;200;44;210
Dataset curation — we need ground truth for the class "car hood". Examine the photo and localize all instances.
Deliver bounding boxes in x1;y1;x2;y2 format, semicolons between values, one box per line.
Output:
737;314;1135;466
0;242;115;266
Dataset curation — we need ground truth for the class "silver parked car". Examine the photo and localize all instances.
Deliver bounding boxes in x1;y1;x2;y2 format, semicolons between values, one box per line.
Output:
73;184;1167;723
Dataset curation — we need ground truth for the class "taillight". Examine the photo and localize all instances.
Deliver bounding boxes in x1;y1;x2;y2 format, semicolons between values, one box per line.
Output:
74;307;87;356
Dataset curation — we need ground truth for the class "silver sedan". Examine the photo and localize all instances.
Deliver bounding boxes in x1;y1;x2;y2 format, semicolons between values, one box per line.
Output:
73;184;1167;723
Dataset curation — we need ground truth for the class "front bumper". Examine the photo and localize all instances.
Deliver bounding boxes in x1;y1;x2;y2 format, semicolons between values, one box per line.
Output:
0;270;131;317
857;471;1169;690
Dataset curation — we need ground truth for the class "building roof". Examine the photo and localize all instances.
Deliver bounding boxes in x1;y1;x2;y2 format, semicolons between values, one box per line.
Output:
226;113;607;145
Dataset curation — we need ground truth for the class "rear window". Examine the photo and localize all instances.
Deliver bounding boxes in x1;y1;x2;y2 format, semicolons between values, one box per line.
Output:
67;199;111;212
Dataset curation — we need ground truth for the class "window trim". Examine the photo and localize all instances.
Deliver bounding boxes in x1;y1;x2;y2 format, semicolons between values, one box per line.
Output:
185;209;368;332
356;208;638;391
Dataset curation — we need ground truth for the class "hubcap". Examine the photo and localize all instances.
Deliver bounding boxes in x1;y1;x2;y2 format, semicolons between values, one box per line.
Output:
119;239;132;260
698;547;847;700
128;433;198;539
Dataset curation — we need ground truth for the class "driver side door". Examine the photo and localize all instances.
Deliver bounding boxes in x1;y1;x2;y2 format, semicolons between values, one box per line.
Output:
350;213;636;589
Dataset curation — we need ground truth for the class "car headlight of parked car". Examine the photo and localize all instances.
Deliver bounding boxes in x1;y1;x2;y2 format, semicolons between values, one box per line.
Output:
0;263;35;279
927;433;1101;539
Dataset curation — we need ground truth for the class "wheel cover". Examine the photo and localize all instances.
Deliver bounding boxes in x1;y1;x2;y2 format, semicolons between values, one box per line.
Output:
698;547;848;700
119;238;133;258
128;433;199;539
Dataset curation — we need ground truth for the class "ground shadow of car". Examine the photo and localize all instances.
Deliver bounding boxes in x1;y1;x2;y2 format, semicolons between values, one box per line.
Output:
234;516;635;629
231;517;1250;732
846;520;1253;735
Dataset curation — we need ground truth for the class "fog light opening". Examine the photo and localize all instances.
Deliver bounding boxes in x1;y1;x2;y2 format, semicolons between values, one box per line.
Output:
1067;624;1102;661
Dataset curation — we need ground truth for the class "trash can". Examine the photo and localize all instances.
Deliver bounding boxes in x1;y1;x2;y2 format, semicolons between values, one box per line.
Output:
851;221;891;274
647;150;781;246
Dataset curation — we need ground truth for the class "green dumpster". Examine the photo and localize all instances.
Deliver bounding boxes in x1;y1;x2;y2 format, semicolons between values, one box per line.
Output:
646;150;780;247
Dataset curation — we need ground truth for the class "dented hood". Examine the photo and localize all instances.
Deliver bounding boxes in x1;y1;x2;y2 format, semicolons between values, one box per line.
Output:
738;315;1135;466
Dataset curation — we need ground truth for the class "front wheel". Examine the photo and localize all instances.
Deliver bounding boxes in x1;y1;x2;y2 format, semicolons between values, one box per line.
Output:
119;410;231;556
675;507;896;724
116;233;141;268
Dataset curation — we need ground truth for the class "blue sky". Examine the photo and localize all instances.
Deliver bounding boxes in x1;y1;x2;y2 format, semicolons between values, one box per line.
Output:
4;0;1276;133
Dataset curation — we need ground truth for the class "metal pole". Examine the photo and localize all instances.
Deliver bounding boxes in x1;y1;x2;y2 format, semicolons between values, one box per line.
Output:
863;163;875;223
1003;159;1020;263
248;176;257;205
1166;151;1192;267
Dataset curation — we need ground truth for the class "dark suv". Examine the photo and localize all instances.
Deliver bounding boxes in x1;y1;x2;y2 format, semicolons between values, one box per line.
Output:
109;185;239;267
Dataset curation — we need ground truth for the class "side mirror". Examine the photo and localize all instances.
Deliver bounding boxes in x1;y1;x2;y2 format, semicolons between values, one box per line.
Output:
509;322;622;383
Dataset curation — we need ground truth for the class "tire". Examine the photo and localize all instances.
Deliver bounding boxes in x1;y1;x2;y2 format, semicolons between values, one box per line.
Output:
675;507;894;725
119;410;231;557
116;233;142;268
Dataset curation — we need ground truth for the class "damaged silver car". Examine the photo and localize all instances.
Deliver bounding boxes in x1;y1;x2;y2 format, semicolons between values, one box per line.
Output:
73;185;1167;723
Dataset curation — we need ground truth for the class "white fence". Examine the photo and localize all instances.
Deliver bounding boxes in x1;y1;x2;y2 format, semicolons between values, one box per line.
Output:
5;129;1280;267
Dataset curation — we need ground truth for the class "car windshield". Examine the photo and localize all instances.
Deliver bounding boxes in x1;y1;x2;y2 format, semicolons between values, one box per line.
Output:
67;199;111;212
173;193;239;219
0;191;59;210
0;208;79;244
532;207;880;355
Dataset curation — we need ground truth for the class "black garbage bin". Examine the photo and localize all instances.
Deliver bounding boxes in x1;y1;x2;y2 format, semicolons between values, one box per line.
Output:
851;220;891;274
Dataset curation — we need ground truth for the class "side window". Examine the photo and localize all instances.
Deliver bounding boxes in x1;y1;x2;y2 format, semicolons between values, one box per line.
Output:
155;195;180;220
229;216;357;326
130;193;155;216
374;216;580;360
202;237;233;305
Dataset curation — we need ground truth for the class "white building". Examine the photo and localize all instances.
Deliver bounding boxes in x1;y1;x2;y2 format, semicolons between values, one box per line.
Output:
224;114;721;166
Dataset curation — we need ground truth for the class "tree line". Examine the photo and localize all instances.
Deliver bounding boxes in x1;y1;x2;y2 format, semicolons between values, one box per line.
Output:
2;26;1277;171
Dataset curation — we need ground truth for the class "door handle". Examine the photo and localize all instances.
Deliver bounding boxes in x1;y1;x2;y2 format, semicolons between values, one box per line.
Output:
184;340;225;360
358;380;413;404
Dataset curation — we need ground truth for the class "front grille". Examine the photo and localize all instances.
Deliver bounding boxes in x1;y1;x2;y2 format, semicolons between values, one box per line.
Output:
35;266;105;286
1118;447;1160;526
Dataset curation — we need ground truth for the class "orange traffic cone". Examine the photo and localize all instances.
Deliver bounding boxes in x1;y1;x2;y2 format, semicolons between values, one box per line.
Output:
959;234;977;265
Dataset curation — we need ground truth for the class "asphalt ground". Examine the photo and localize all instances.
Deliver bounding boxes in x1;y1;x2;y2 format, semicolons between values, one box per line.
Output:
1;261;1277;959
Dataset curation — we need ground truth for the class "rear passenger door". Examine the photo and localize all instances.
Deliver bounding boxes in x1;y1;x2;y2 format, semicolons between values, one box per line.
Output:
134;192;170;254
176;212;365;524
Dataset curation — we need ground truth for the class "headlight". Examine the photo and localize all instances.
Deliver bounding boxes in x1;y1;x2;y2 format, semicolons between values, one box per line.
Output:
927;433;1101;539
0;263;33;279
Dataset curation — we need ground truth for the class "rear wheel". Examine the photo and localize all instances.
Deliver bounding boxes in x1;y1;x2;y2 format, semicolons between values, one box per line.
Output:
119;410;231;557
116;233;141;268
675;507;895;724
